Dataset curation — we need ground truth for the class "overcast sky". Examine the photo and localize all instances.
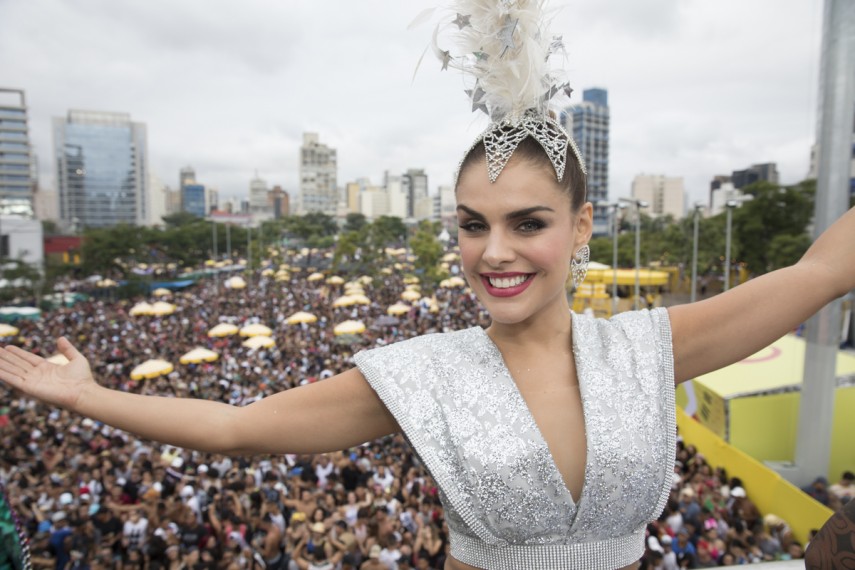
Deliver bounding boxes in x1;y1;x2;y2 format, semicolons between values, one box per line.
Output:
0;0;824;208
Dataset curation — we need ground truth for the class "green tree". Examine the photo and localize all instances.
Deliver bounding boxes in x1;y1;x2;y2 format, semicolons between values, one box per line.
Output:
732;180;814;274
162;211;203;228
410;220;444;285
343;213;368;233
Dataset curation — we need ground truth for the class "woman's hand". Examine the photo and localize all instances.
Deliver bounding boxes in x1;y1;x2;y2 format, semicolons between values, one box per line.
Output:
0;337;95;411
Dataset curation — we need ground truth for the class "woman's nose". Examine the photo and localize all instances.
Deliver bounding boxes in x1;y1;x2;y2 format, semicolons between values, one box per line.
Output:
482;231;515;266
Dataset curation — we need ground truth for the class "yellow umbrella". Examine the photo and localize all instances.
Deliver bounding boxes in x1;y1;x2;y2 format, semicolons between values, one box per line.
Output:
387;303;411;316
381;267;393;275
349;294;371;305
334;320;366;335
261;268;275;277
179;347;219;365
405;284;421;292
327;275;345;285
149;301;176;316
400;289;421;302
333;295;357;308
344;286;365;296
359;275;373;285
130;359;174;381
47;354;70;365
207;323;239;337
275;270;291;281
129;302;154;316
440;276;467;288
97;278;118;288
0;324;19;337
286;311;318;325
242;335;275;349
442;253;458;262
226;276;247;289
307;272;325;282
152;288;172;297
204;259;216;267
239;323;273;337
403;276;420;285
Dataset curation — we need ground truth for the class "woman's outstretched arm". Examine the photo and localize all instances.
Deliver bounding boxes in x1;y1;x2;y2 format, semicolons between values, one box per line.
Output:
669;206;855;384
0;337;399;455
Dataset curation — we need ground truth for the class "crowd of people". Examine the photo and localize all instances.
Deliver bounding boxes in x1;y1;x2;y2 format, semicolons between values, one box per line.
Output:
0;265;824;568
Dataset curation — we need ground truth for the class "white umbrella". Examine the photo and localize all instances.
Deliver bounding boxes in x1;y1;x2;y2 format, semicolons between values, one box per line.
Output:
334;320;366;335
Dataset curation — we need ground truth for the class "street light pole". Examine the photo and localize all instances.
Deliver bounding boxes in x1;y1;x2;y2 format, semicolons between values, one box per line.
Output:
724;200;737;291
690;204;702;303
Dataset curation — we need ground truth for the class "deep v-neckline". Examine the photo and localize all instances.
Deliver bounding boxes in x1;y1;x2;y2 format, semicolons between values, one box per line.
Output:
476;313;590;508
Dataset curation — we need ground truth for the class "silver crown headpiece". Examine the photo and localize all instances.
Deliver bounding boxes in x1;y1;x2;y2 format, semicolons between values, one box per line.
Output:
421;0;587;183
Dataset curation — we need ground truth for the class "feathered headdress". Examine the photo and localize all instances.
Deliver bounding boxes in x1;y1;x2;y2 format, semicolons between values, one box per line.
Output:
419;0;586;182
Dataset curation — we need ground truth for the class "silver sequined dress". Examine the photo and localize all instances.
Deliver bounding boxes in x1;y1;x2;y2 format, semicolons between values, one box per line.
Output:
354;308;675;569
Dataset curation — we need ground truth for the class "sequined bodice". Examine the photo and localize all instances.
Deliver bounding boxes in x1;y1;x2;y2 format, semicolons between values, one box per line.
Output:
354;309;675;569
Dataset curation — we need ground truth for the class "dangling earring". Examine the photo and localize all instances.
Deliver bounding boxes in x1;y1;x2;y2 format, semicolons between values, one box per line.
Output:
570;245;590;289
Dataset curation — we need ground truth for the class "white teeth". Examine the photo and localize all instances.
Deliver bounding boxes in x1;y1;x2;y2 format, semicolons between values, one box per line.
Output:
488;275;529;288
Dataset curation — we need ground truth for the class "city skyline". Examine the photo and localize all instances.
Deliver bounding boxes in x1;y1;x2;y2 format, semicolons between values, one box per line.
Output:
0;0;823;208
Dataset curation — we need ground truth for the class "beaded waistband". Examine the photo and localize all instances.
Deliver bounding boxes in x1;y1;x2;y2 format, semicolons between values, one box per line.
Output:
449;530;645;570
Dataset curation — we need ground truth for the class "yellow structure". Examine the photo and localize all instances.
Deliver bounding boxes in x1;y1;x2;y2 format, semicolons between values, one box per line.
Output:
571;268;670;317
676;334;855;483
677;408;832;545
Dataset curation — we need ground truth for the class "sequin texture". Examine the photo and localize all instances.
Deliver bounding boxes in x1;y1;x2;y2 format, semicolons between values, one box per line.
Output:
354;308;675;569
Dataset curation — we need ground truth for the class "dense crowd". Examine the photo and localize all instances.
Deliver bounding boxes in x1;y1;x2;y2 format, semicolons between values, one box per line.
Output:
0;265;828;568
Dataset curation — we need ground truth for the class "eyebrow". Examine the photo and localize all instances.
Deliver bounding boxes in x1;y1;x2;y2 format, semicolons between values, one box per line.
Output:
456;204;556;220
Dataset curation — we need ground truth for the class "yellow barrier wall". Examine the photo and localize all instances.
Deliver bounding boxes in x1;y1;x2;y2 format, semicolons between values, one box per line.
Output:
730;392;798;464
676;407;833;545
830;386;855;483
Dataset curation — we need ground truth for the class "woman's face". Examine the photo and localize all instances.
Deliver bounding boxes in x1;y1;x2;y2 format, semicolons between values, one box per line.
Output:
456;157;591;326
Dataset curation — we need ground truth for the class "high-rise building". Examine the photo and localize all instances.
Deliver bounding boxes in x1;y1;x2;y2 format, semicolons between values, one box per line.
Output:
345;182;361;214
402;169;428;218
249;173;271;221
269;186;289;219
631;174;686;220
384;172;408;219
563;88;610;235
299;133;337;215
182;184;206;217
179;166;195;189
0;88;34;217
53;110;148;228
731;163;779;190
360;186;389;220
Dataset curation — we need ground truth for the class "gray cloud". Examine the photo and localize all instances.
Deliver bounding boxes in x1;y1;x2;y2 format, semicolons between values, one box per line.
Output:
0;0;823;207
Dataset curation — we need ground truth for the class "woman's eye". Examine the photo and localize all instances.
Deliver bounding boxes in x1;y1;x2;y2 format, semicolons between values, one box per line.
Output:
518;219;545;233
458;221;486;232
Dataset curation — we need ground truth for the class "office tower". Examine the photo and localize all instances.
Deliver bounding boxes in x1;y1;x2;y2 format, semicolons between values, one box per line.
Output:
345;182;361;214
249;173;271;221
54;110;148;228
269;185;289;218
402;168;428;218
731;163;779;190
0;88;34;217
384;172;408;219
631;174;686;219
563;87;610;235
182;184;206;217
179;166;195;189
299;133;337;215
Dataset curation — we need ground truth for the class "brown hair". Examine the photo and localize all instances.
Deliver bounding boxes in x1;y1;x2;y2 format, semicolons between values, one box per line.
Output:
456;136;588;211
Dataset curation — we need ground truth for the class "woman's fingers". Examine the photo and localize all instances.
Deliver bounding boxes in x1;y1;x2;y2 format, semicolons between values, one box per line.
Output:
0;347;37;371
6;345;45;367
57;337;83;361
0;357;25;385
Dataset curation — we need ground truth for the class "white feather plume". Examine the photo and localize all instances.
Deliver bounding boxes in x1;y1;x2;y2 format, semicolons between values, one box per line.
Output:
433;0;567;123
